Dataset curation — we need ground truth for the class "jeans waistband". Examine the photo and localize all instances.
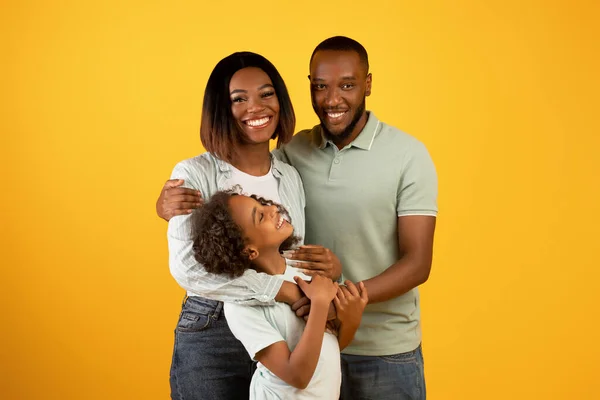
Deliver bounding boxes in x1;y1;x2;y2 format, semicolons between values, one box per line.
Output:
182;296;224;318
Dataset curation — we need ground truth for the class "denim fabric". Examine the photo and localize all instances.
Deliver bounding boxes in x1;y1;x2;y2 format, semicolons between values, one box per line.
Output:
340;345;426;400
169;296;253;400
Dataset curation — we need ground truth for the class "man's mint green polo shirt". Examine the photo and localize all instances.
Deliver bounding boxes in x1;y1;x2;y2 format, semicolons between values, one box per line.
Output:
278;112;438;356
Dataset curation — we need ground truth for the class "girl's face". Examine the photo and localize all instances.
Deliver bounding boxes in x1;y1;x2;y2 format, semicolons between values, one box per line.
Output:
229;67;280;145
228;195;293;252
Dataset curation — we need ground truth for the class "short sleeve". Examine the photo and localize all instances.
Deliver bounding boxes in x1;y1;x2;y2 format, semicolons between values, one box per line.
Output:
224;304;285;360
397;141;438;217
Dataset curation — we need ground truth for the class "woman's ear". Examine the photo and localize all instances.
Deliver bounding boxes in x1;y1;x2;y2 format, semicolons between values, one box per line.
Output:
243;246;259;261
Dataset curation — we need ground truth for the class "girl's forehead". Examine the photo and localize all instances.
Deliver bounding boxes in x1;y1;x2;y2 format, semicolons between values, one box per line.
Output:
229;195;260;224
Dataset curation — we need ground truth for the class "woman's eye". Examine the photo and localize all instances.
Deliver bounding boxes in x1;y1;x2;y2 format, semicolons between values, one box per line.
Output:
259;213;264;222
232;97;245;103
261;91;275;98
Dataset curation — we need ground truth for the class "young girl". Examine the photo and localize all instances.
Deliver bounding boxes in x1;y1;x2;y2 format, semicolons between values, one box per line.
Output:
193;189;368;399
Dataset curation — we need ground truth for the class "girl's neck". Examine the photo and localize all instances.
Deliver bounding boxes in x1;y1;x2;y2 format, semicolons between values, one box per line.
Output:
253;251;286;276
231;143;271;176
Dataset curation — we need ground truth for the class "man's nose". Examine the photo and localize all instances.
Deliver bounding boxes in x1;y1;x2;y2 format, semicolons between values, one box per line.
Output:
324;88;342;107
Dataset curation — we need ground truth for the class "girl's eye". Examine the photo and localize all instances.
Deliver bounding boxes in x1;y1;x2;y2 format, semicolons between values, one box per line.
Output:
261;91;275;98
232;97;245;103
259;213;264;222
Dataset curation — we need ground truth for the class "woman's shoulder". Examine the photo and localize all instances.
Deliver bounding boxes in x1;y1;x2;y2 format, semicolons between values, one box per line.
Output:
173;152;219;172
170;152;222;192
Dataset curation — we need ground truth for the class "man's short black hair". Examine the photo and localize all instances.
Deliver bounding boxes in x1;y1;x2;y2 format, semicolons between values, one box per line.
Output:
310;36;369;72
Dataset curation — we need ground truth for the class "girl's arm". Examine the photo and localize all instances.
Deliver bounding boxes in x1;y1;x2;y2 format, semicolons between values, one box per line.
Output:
255;297;329;389
255;276;337;389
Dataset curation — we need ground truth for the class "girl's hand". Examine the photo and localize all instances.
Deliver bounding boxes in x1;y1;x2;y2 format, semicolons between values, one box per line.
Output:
294;275;338;306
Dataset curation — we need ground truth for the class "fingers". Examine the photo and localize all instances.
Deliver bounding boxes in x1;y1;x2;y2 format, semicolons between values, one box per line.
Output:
359;281;369;302
166;193;203;204
344;280;360;297
333;294;342;309
293;276;309;293
284;252;325;262
288;261;323;270
283;245;329;262
291;296;310;312
298;245;325;251
340;286;352;298
163;179;185;189
296;304;311;318
164;188;202;201
337;285;346;301
299;269;327;277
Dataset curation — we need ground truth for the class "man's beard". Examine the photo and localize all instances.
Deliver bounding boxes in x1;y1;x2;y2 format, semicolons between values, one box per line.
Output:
319;98;366;144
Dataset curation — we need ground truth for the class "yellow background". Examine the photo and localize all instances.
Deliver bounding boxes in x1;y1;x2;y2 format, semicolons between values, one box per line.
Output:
2;0;599;399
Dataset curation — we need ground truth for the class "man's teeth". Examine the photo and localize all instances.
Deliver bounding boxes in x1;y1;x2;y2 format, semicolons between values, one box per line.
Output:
246;117;270;127
327;112;345;118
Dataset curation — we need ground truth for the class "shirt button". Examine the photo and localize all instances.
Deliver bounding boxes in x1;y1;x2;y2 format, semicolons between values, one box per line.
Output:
333;159;340;164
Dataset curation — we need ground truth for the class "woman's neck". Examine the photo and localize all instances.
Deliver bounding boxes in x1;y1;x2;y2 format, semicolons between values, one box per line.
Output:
253;251;287;276
231;143;271;176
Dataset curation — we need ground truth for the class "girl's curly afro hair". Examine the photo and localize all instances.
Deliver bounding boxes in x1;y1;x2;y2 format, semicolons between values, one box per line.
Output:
192;189;300;278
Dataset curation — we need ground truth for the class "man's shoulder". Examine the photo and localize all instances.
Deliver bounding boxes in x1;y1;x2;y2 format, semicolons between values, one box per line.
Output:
288;125;321;148
377;120;422;148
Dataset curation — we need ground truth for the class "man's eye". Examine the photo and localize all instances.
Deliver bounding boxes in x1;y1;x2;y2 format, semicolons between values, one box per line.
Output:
342;84;355;90
312;84;325;90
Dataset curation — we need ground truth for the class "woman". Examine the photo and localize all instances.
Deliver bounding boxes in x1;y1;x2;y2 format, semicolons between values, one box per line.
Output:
165;52;340;400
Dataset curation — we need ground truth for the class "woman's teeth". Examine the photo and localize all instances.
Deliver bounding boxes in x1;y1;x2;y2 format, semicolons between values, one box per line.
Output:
245;117;270;127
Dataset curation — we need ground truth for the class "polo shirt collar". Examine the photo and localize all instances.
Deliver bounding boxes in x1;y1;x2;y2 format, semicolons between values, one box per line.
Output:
317;111;380;150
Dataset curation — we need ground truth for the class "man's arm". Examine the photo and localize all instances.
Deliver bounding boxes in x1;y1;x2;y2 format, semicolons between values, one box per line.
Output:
363;138;438;303
157;179;202;221
361;215;436;304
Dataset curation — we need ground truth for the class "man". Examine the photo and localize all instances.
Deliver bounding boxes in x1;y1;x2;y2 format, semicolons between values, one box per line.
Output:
158;36;437;399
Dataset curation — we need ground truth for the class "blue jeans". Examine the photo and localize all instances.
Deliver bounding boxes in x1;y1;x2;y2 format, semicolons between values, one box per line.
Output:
340;345;426;400
169;296;253;400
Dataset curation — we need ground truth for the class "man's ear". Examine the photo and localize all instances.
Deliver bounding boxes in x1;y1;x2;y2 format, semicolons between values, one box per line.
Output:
365;73;372;97
243;246;259;261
